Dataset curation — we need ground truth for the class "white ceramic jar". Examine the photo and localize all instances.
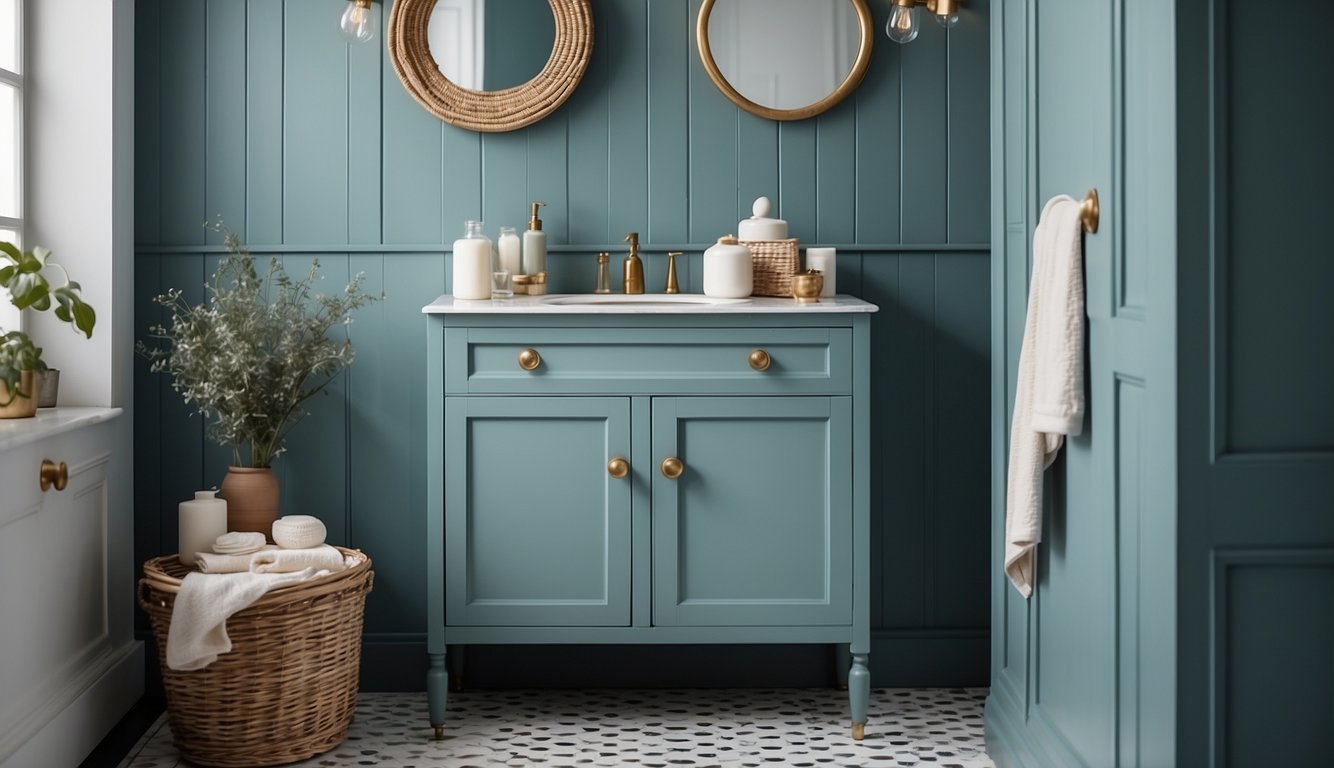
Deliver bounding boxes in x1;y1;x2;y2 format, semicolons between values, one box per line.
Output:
737;196;788;241
703;235;753;298
179;490;228;567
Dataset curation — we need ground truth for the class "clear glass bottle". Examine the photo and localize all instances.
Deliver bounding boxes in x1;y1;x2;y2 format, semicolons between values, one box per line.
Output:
452;220;493;300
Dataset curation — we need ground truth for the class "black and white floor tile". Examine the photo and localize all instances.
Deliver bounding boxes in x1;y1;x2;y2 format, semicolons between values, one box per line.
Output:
117;688;994;767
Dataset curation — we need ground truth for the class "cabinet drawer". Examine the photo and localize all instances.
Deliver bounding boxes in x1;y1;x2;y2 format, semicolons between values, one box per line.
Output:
446;328;851;395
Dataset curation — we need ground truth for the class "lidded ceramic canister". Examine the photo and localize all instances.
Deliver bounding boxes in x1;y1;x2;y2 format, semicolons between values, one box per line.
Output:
703;235;753;298
737;196;788;241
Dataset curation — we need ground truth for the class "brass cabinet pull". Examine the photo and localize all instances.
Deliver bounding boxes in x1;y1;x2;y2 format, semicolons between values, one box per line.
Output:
607;457;629;479
40;460;68;492
517;348;542;371
748;348;771;371
660;456;684;480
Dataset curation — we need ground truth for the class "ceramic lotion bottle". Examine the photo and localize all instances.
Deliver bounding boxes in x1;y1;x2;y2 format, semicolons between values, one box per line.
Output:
179;490;228;567
453;220;493;300
522;201;548;277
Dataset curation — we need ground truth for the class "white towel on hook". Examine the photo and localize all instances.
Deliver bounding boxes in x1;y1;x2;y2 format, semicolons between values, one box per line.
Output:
1005;194;1087;598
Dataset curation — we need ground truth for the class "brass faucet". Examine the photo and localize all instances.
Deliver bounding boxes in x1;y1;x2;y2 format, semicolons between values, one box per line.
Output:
664;252;681;294
623;232;645;294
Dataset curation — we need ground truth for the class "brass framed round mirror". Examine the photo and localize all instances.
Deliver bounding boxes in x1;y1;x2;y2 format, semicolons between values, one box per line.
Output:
388;0;594;133
697;0;873;121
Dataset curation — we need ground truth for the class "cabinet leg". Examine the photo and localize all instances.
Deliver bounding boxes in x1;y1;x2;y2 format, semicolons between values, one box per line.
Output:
848;653;869;740
428;652;449;739
834;644;851;691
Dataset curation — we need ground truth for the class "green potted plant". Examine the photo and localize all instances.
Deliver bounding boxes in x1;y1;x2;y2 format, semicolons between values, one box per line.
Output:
137;223;380;538
0;242;96;418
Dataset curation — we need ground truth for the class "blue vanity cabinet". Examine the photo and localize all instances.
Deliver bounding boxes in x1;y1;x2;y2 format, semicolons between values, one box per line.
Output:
651;396;853;627
444;396;632;627
424;297;876;740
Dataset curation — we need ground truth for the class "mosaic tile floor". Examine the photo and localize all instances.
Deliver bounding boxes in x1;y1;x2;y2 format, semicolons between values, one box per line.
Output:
117;688;994;767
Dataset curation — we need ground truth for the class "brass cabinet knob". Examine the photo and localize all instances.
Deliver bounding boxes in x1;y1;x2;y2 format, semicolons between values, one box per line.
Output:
607;457;629;479
660;456;684;480
518;348;542;371
748;348;771;371
40;459;68;492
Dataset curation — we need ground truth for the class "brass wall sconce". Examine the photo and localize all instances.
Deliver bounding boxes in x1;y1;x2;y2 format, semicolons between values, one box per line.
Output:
886;0;960;44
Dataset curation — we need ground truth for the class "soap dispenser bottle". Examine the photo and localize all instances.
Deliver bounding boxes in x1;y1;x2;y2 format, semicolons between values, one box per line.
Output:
522;201;548;276
623;232;645;294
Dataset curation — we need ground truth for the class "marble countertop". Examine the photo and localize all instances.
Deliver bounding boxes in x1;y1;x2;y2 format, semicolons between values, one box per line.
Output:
422;294;879;314
0;407;123;452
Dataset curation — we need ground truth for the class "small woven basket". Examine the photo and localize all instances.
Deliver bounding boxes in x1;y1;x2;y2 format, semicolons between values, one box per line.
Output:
137;548;374;768
741;238;800;297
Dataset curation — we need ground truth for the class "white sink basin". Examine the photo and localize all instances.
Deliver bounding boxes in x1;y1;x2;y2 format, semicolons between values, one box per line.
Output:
540;294;751;307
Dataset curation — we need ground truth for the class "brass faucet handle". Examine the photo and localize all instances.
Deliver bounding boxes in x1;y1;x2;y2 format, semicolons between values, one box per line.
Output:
665;252;681;294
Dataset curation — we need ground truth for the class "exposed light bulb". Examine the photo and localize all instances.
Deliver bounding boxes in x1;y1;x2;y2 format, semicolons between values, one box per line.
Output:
886;4;920;44
935;12;960;29
340;0;376;44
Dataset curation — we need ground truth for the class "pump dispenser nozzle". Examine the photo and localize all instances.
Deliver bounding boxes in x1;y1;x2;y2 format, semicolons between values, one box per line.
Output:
528;201;546;231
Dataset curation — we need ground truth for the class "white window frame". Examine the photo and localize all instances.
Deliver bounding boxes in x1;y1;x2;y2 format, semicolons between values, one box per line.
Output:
0;0;23;333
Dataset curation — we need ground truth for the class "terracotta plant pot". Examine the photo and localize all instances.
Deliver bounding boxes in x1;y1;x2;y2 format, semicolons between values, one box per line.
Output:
0;371;38;419
219;466;280;541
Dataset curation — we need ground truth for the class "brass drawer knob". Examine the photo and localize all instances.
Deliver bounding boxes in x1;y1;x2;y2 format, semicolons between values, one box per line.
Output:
517;348;542;371
660;457;684;480
40;459;68;492
607;457;629;479
748;348;771;371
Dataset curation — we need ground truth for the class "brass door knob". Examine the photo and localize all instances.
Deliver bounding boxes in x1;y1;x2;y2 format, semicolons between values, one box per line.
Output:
607;457;629;478
40;459;68;492
518;348;542;371
748;348;771;371
660;457;684;480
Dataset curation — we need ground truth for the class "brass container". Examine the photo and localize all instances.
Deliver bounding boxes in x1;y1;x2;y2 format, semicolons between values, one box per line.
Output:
0;370;38;419
791;269;824;304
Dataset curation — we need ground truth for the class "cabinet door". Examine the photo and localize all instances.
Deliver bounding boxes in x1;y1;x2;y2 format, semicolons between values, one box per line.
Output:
652;397;852;626
445;397;632;626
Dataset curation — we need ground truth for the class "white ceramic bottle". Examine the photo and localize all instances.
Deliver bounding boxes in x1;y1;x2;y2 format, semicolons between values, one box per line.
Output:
497;226;522;276
522;201;547;276
703;235;754;298
179;490;228;567
453;220;493;300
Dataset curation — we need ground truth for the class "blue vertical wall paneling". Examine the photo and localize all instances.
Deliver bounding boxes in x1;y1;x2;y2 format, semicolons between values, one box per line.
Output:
135;0;992;686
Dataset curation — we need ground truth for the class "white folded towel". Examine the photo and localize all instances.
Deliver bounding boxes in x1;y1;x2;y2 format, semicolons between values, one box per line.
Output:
1005;195;1087;599
166;567;326;670
194;545;277;574
271;515;328;549
251;544;348;574
213;531;267;555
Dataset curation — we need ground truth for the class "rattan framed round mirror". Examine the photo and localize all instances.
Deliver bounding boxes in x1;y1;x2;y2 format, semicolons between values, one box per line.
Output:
697;0;873;121
388;0;593;133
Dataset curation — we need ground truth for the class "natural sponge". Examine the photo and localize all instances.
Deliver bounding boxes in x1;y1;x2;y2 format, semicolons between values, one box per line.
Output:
271;515;328;549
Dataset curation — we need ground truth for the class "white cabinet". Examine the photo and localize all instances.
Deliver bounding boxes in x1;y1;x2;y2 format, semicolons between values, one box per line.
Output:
0;409;143;768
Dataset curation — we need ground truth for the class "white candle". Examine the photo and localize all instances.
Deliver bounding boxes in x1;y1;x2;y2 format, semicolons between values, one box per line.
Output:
805;248;836;297
497;227;522;276
179;490;228;567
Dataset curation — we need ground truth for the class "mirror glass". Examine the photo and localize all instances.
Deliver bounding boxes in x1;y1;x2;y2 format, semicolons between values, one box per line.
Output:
428;0;556;92
705;0;862;112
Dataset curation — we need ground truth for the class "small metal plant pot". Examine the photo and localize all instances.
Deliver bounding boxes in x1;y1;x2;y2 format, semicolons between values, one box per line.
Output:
36;368;59;408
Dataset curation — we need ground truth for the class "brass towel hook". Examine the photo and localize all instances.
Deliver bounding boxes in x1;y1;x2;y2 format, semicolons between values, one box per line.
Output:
1080;188;1100;234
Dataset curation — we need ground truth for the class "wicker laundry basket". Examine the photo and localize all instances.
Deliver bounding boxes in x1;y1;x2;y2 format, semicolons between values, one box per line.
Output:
740;238;800;296
137;548;374;768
